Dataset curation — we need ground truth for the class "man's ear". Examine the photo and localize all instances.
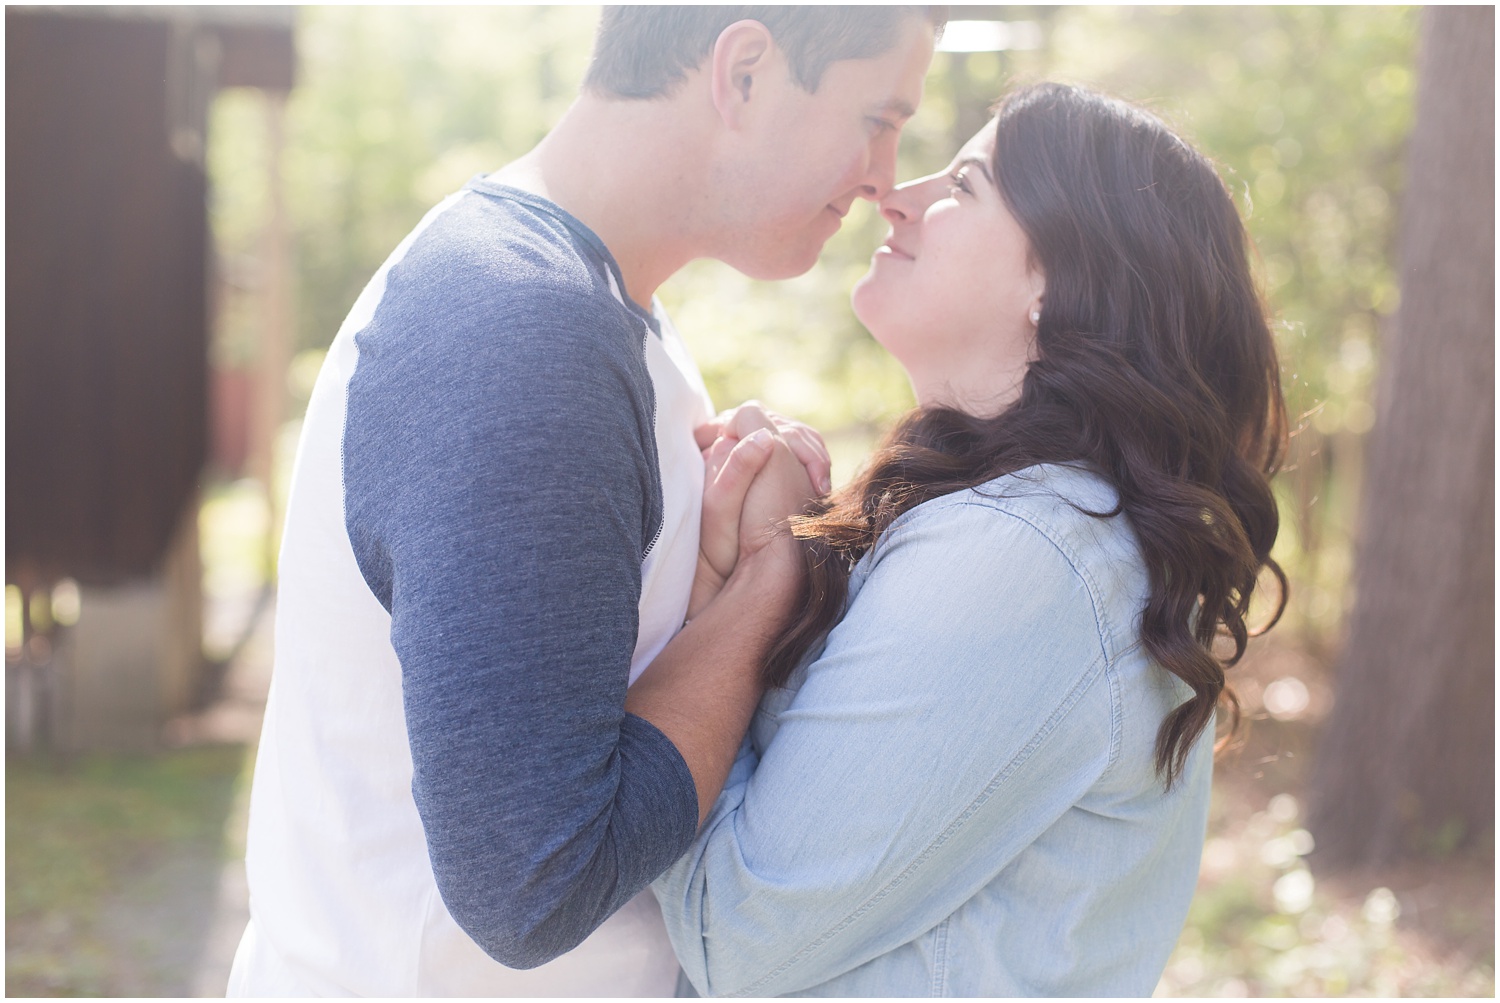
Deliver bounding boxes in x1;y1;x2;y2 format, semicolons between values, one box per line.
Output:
709;20;775;129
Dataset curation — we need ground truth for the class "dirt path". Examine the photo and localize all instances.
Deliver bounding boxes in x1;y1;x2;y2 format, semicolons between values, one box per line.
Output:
178;591;274;996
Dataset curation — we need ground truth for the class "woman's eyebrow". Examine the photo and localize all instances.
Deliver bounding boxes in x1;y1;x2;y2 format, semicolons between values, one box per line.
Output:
958;156;995;186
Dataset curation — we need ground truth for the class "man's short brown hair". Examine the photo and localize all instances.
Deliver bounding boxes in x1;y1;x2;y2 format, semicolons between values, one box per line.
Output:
584;6;947;99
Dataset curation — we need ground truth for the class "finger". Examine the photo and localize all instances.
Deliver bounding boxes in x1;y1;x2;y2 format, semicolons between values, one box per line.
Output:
734;440;816;557
753;410;830;486
702;433;739;482
709;428;775;498
767;439;817;502
724;402;775;441
697;400;768;448
776;426;833;494
771;417;831;465
702;430;777;561
694;418;727;451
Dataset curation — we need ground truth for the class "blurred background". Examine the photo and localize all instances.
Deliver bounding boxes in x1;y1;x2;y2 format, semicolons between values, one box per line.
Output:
5;5;1493;996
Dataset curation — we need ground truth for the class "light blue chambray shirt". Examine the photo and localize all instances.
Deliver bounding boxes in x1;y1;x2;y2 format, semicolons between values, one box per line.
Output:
653;463;1212;997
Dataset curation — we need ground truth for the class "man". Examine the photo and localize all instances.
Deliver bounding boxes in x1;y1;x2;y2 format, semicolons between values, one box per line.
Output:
230;7;939;996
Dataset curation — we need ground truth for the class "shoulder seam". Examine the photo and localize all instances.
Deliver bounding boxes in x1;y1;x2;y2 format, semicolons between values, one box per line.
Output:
738;495;1119;997
951;497;1126;775
872;492;1115;667
867;486;1129;780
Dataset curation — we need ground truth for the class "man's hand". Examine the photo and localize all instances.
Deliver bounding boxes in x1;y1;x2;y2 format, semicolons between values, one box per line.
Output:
736;436;815;561
690;425;816;619
693;429;774;614
631;423;817;824
688;402;829;618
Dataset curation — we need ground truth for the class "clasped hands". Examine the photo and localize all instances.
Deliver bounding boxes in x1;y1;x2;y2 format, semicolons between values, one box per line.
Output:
687;402;831;619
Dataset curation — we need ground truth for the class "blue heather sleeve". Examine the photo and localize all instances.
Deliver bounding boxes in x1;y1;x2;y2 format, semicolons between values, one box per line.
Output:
342;243;699;968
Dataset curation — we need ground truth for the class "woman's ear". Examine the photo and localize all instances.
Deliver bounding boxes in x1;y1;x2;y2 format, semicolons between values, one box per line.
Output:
709;20;775;129
1026;266;1047;326
1026;287;1047;364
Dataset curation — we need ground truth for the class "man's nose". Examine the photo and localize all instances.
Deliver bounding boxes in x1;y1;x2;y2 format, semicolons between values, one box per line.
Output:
863;140;901;202
852;132;904;202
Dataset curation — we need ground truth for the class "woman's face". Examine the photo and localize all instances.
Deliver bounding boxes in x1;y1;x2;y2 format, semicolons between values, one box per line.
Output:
851;119;1045;415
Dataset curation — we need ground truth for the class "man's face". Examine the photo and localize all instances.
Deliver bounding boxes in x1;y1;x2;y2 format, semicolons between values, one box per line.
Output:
712;19;936;280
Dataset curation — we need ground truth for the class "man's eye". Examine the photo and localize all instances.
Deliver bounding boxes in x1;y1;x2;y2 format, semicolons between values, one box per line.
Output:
868;117;898;135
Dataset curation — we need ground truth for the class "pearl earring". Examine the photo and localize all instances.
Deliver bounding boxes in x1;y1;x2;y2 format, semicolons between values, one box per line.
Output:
1029;309;1041;325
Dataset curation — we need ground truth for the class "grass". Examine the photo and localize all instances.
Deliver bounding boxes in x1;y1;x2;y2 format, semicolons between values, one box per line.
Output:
8;713;1490;998
1158;790;1495;996
6;745;250;997
6;480;1493;997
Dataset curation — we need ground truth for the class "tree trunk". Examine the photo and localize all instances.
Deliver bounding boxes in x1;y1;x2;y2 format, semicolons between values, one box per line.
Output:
1307;6;1495;869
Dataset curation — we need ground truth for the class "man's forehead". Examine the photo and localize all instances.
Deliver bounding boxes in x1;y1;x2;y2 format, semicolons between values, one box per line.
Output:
824;18;933;112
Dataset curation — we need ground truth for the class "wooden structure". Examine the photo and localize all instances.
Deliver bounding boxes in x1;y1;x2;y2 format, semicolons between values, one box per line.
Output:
5;7;295;750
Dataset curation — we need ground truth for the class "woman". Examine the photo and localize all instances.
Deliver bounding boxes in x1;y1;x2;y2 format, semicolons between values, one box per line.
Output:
654;83;1287;997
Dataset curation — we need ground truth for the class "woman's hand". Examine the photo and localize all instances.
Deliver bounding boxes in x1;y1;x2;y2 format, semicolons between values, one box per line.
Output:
693;403;830;588
692;429;775;615
695;402;832;496
689;421;819;618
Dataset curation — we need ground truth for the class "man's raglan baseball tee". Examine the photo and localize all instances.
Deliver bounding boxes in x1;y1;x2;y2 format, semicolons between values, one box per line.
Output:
229;180;714;996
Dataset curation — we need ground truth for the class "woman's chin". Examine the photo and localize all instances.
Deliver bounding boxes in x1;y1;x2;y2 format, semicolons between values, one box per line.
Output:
850;271;884;329
852;320;907;378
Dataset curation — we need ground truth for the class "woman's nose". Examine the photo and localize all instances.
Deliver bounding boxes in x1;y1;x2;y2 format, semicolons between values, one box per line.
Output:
879;173;946;225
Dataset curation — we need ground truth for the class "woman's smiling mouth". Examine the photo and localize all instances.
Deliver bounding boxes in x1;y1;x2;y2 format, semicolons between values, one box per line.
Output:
876;237;915;259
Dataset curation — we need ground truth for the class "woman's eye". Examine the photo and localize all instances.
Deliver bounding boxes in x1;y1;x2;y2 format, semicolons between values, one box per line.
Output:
947;170;972;196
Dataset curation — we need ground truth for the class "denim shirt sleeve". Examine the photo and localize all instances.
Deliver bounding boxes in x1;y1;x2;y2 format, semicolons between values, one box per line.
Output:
652;494;1121;997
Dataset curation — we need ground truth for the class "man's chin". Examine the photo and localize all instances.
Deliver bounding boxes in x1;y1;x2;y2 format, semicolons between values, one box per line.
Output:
723;242;826;282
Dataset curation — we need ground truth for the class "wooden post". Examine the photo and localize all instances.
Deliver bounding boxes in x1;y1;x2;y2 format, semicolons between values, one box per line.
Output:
252;89;293;577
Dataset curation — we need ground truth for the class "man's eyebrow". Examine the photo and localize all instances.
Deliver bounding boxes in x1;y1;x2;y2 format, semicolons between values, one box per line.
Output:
877;98;917;120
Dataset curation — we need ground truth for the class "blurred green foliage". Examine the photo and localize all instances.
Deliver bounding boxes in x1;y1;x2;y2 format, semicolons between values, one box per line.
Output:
207;5;1418;640
1037;7;1417;649
1047;7;1413;432
210;6;599;369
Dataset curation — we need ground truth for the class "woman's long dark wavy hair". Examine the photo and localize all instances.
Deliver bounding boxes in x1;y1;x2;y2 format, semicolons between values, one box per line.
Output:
765;83;1288;787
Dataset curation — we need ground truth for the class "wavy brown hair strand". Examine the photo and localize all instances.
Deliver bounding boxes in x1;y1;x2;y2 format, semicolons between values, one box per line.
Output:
764;83;1288;788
